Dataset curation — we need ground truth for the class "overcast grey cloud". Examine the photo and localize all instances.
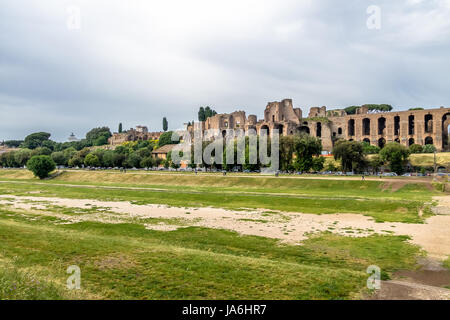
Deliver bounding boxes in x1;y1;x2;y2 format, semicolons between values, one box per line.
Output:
1;0;450;141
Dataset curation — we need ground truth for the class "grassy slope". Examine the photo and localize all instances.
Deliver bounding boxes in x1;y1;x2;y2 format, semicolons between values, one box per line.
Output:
0;207;421;300
0;170;438;223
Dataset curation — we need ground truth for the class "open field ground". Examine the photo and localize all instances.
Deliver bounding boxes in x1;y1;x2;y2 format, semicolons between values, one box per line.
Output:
0;169;449;299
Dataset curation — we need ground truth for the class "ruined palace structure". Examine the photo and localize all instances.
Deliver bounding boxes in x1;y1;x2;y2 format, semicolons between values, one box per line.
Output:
196;99;450;152
109;126;163;145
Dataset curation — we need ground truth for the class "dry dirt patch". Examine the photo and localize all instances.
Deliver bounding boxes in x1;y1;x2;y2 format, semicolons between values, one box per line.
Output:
1;195;449;259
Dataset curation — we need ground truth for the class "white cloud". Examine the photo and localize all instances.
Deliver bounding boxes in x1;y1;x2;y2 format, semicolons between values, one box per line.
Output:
0;0;449;141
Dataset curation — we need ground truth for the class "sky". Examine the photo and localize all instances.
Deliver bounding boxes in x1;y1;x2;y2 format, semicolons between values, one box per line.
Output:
1;0;450;142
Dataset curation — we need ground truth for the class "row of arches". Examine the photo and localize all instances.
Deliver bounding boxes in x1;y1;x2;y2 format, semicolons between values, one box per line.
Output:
349;114;437;137
361;137;435;148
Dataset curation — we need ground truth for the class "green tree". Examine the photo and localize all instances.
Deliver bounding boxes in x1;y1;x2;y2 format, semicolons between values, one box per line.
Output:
84;154;101;167
311;156;326;172
4;140;23;148
86;127;111;145
409;144;423;154
27;155;56;179
158;131;180;148
140;156;155;169
379;142;410;175
93;135;109;146
344;106;360;115
292;134;322;172
422;144;436;154
32;147;52;156
63;147;77;160
125;152;142;168
1;151;18;167
22;132;51;149
118;123;123;133
333;140;366;172
198;107;206;121
279;136;296;171
369;155;383;173
163;117;168;132
198;106;217;121
14;149;32;167
51;151;68;166
361;141;380;154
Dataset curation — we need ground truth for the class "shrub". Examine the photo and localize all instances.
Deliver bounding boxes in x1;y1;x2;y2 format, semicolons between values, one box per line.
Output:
422;144;436;154
27;155;56;179
361;142;380;154
409;144;423;154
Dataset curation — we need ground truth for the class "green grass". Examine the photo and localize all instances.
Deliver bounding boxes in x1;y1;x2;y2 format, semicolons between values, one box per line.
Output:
0;169;440;223
0;169;438;299
0;207;422;300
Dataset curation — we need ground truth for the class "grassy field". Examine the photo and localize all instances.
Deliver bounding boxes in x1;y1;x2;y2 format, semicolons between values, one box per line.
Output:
324;152;450;169
0;169;444;299
0;169;440;223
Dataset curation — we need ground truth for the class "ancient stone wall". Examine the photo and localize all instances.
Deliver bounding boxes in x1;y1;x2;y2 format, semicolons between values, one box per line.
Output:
197;99;450;152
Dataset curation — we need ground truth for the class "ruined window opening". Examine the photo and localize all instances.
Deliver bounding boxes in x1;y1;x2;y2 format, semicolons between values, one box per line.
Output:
378;117;386;135
348;119;355;136
363;118;370;135
408;115;415;135
394;116;400;136
424;114;433;133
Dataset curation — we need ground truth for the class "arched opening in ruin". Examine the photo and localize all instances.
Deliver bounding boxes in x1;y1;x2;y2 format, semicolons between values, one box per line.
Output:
424;114;433;133
273;124;284;136
424;137;433;145
316;122;322;137
378;117;386;135
408;115;415;135
394;138;400;143
338;128;342;135
222;130;227;138
363;118;371;135
442;113;450;151
298;126;310;135
408;138;415;146
260;125;270;136
348;119;355;136
378;138;386;149
363;138;371;144
394;116;400;136
272;115;275;122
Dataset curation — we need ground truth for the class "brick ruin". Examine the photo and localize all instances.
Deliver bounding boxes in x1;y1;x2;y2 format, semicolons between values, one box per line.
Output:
109;126;163;145
195;99;450;152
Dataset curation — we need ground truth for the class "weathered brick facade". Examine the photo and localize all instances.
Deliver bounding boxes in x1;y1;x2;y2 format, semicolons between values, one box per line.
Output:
109;126;163;145
199;99;450;152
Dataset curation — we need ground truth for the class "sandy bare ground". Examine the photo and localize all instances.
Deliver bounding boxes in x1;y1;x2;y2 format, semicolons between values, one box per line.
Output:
1;194;449;260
